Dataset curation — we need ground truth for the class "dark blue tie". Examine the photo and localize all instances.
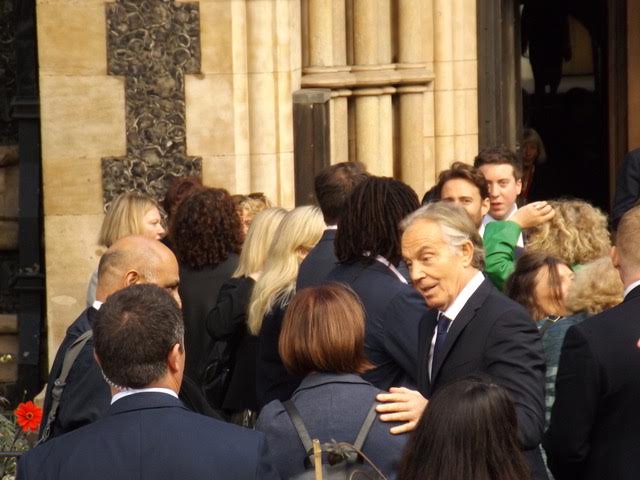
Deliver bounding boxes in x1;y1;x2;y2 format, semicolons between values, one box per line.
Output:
431;313;452;380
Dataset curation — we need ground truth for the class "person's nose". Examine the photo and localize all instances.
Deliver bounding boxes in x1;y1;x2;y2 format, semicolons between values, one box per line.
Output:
488;184;499;198
409;262;425;285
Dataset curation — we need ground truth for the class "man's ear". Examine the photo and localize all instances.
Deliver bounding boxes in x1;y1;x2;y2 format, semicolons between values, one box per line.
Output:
515;178;523;196
93;350;102;369
123;270;141;287
610;245;620;269
167;343;183;375
460;240;474;267
480;197;490;217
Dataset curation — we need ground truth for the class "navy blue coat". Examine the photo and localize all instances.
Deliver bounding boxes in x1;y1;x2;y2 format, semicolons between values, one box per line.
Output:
19;392;279;480
296;229;338;290
256;373;407;479
418;278;547;479
326;260;427;389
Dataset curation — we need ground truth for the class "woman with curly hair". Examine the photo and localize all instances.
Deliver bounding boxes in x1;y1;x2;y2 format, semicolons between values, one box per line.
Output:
87;191;166;306
249;206;325;408
172;187;243;381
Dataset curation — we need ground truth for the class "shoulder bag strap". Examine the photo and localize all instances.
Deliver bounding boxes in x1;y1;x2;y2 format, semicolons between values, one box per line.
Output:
283;399;314;454
38;329;94;444
353;403;378;450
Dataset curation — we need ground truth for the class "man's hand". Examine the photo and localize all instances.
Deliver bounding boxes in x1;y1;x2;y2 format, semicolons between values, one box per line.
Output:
375;387;428;435
511;201;555;230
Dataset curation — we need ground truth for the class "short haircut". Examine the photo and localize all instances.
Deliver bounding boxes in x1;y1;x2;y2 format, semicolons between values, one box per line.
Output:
335;176;420;264
98;192;160;248
172;187;243;269
473;146;523;180
436;162;489;200
398;375;529;480
314;162;368;225
279;284;372;376
163;176;203;218
94;284;184;389
401;202;485;270
616;205;640;271
505;252;569;320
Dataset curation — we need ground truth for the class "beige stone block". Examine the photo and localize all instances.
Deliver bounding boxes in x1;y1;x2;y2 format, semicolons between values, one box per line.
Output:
185;74;235;156
378;94;394;177
45;214;104;364
246;0;275;73
233;73;251;156
462;0;478;61
435;135;455;172
377;0;392;64
355;95;380;172
452;0;466;61
201;155;241;192
434;90;454;137
200;1;233;74
276;73;295;153
231;0;249;75
422;0;434;64
37;3;107;74
249;153;279;204
423;136;436;187
277;152;295;208
453;60;478;90
248;73;277;154
433;0;453;62
433;61;454;92
423;90;435;138
454;88;479;136
330;96;349;164
43;155;103;216
274;0;295;73
454;135;479;163
353;0;378;65
40;75;125;161
288;0;302;71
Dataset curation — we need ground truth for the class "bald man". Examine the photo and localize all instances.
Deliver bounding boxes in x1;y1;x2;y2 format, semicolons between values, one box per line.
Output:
39;236;183;441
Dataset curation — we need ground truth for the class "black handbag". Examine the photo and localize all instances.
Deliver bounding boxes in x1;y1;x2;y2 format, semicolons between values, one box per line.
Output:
199;340;233;410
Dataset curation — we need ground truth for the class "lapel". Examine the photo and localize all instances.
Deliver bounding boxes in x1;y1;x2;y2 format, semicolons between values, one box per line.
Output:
429;279;493;386
420;309;438;395
108;392;187;417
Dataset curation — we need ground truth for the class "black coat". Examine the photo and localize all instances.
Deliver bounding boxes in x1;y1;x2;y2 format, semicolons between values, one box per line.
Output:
326;260;427;390
179;255;239;381
418;278;547;480
296;229;338;290
543;285;640;480
20;393;278;480
612;148;640;229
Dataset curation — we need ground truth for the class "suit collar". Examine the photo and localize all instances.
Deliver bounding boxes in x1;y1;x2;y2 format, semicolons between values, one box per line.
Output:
321;228;337;242
429;278;494;385
295;373;371;392
108;391;187;416
624;283;640;302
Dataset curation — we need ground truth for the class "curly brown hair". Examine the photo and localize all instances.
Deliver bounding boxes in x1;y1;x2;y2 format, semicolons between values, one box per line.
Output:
172;187;243;269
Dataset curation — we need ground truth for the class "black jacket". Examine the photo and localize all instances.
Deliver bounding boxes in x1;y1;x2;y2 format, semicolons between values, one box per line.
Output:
296;229;338;290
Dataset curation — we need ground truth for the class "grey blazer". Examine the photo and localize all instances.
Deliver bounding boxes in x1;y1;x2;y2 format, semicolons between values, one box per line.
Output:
256;373;407;480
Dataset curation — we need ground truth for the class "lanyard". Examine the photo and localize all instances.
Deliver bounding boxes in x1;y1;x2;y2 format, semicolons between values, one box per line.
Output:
374;255;408;284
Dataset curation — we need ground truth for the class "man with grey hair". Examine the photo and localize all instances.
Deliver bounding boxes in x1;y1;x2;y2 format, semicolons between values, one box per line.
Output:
376;202;548;479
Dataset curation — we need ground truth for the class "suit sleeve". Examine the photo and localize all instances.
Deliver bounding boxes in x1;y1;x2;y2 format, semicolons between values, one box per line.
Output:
485;307;546;449
483;221;521;291
382;289;426;385
543;325;599;480
205;278;254;341
255;433;282;480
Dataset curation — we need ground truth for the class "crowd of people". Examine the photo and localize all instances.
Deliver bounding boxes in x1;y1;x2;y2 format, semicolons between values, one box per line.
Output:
18;145;640;480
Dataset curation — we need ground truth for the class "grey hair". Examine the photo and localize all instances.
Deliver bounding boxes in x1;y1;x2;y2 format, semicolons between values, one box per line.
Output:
400;202;485;270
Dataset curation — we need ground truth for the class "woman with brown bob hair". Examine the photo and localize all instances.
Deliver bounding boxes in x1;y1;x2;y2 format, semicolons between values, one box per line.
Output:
256;284;407;479
172;187;243;381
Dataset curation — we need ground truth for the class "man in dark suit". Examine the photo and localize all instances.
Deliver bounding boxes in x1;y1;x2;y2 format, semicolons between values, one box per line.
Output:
20;284;277;480
39;235;211;442
297;161;367;290
543;205;640;480
612;147;640;230
376;202;547;479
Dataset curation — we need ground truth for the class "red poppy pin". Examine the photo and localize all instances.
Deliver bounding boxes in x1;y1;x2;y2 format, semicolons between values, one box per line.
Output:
14;401;43;433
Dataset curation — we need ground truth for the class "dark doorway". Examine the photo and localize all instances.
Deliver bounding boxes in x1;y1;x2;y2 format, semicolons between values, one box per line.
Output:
520;0;626;212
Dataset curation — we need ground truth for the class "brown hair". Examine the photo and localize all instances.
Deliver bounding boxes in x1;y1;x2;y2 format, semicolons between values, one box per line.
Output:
505;251;569;321
314;161;368;225
278;284;373;376
171;187;243;269
162;176;203;218
473;146;523;180
436;162;489;200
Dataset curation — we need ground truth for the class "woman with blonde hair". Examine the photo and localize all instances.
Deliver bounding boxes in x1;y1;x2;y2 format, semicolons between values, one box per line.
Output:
250;205;325;408
203;207;286;419
87;191;165;305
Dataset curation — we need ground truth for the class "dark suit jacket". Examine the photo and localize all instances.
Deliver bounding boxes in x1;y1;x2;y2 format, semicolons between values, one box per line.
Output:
296;229;337;290
20;392;278;480
612;148;640;229
179;254;239;380
326;260;427;390
256;373;407;480
543;285;640;480
40;307;110;440
417;278;547;479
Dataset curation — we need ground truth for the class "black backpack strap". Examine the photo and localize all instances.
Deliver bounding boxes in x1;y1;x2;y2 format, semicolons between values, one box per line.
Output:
38;329;94;444
353;403;378;450
283;399;314;454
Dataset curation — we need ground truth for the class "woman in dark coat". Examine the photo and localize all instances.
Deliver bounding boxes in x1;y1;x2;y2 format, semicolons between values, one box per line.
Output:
172;187;243;382
256;284;407;479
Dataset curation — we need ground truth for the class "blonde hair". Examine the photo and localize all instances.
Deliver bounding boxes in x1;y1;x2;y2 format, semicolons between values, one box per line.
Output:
233;207;287;278
565;257;623;316
98;192;160;248
526;199;610;266
248;206;325;335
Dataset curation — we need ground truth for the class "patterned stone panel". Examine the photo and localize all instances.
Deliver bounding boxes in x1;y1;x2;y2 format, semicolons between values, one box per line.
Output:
0;0;17;145
102;0;202;206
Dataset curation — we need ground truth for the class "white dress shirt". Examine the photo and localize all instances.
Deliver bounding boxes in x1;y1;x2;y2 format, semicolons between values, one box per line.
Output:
428;270;486;378
624;278;640;299
111;387;179;405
